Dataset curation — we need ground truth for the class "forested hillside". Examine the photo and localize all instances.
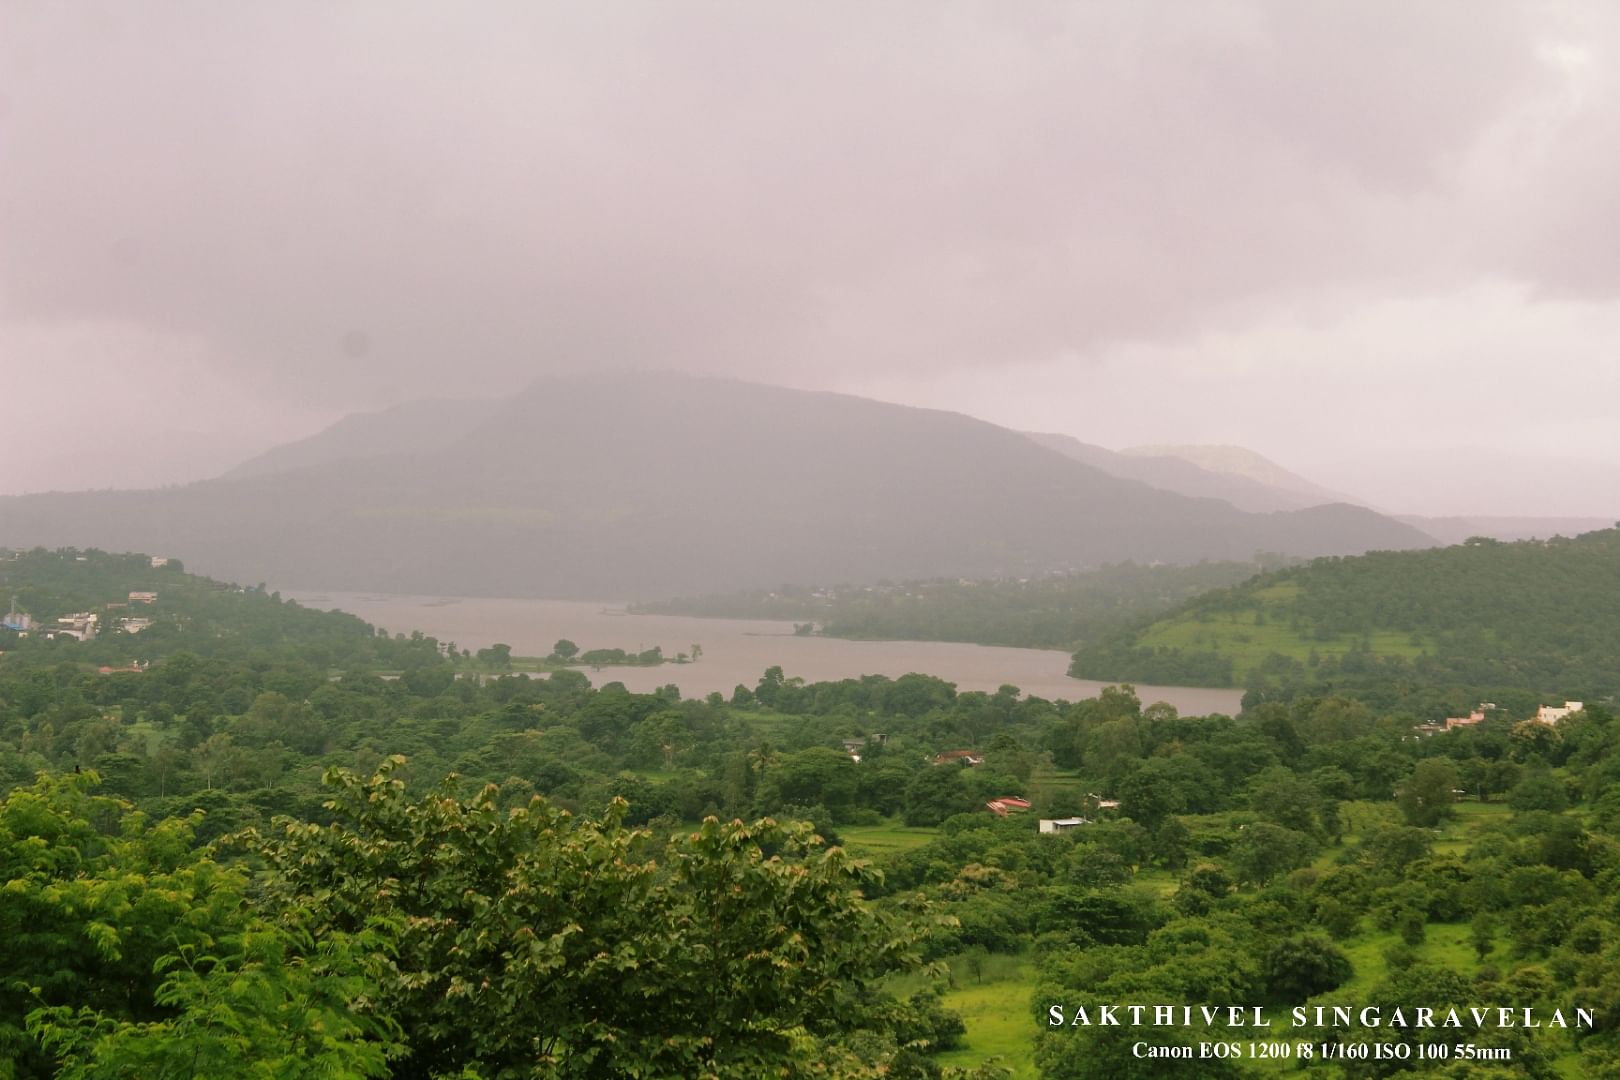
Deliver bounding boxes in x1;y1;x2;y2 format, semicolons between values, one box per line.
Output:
0;548;444;670
637;560;1284;650
8;550;1620;1076
1070;528;1620;705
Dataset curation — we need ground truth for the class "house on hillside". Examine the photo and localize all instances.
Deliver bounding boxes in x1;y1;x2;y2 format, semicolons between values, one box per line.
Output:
1038;817;1090;834
1536;701;1584;725
128;591;158;604
1414;703;1497;736
840;734;887;762
986;797;1031;817
932;750;983;767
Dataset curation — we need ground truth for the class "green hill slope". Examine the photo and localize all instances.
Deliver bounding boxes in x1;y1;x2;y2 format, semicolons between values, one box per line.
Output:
1069;528;1620;697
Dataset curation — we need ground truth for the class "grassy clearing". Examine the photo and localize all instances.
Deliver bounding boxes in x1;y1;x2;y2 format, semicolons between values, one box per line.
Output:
1136;600;1431;682
627;768;688;783
1133;866;1181;897
837;821;939;856
1433;800;1512;855
722;708;803;742
1029;765;1086;790
124;719;171;755
934;955;1040;1080
1028;765;1088;812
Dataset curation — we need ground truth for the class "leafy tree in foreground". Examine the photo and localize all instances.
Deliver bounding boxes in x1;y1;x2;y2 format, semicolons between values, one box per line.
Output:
27;920;398;1080
3;772;393;1080
240;756;936;1079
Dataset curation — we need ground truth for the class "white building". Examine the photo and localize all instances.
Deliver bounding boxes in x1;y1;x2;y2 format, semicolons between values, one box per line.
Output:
51;612;99;641
1038;817;1091;834
1535;701;1584;725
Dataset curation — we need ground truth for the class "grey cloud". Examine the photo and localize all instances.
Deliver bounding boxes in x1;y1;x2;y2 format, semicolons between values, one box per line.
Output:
3;0;1605;413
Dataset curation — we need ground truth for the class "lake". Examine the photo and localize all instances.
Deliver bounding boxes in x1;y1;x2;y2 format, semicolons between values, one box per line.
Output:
283;591;1246;715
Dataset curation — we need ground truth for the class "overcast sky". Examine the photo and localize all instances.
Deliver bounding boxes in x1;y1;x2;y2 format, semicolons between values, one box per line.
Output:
3;2;1618;516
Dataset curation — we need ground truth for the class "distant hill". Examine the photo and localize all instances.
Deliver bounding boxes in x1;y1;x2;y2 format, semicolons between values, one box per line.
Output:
1392;514;1618;546
1070;528;1620;697
0;373;1434;599
1026;433;1331;513
224;396;501;480
1038;435;1608;542
1121;443;1355;506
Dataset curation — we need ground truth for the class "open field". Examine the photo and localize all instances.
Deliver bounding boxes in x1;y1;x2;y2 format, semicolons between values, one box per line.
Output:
837;821;940;857
1028;764;1088;808
937;970;1039;1080
1136;605;1431;683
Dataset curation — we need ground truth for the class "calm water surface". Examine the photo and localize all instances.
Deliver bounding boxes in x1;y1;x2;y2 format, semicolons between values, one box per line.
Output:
284;591;1245;715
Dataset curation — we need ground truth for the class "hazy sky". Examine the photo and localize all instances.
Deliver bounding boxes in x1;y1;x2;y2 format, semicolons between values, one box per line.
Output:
3;2;1618;515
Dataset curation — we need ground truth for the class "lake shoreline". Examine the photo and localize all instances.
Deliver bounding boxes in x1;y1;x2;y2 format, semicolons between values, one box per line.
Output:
283;590;1246;715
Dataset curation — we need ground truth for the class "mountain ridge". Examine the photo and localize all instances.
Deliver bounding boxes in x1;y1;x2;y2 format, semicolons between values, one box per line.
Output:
0;373;1434;599
1026;432;1332;513
1122;443;1354;505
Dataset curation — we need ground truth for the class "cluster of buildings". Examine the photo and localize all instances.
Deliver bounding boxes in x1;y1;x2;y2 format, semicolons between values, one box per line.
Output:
984;786;1121;834
1414;702;1500;735
1;591;159;642
48;611;100;641
925;746;1128;833
4;600;105;641
1414;700;1586;736
982;796;1089;833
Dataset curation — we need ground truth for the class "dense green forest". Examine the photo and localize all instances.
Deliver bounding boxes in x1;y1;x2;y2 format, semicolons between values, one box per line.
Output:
5;548;1620;1077
635;560;1285;650
1070;529;1620;708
